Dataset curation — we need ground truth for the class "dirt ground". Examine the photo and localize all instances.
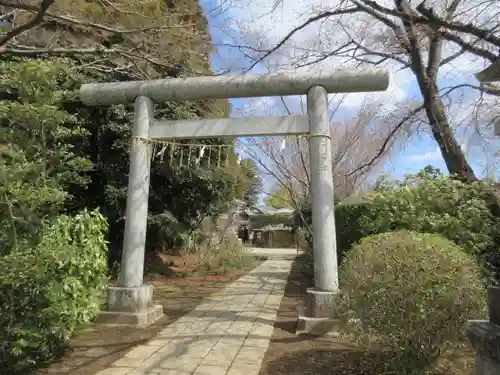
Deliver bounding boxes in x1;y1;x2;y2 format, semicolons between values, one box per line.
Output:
259;256;475;375
34;256;262;375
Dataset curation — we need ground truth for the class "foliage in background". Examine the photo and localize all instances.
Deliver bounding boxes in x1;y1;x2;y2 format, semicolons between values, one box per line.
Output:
0;210;108;374
294;166;500;281
1;0;214;80
338;231;486;375
0;59;92;255
234;159;262;207
250;213;294;229
265;185;294;209
0;0;262;262
361;167;500;281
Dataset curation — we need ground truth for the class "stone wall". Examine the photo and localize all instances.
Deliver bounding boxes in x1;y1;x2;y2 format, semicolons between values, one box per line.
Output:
467;286;500;375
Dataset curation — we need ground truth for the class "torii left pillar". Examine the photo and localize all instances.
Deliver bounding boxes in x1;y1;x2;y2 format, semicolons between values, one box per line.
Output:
97;96;163;325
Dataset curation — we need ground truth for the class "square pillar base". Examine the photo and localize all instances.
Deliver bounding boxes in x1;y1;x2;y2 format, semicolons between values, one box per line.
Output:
467;320;500;375
95;285;164;326
296;287;340;336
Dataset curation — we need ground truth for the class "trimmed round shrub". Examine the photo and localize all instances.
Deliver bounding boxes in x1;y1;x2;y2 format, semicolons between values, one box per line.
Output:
0;209;109;373
339;231;486;374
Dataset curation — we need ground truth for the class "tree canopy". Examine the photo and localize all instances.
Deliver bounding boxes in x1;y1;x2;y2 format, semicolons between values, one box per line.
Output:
0;0;260;261
266;185;293;209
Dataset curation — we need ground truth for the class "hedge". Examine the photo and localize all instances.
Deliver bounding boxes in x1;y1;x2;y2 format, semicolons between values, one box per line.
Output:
0;210;109;373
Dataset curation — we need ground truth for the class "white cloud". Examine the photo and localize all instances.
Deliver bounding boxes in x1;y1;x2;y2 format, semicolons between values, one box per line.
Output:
407;141;472;163
408;146;441;162
331;69;411;112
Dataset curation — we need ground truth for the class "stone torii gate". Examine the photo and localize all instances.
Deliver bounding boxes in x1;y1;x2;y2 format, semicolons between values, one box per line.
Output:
80;69;389;327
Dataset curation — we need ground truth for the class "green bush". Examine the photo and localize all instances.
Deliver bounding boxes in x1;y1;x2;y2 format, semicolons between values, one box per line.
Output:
339;231;486;374
335;202;370;262
0;209;109;373
295;168;500;271
361;170;499;260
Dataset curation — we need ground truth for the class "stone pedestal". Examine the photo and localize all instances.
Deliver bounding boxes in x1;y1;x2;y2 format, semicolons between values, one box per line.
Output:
95;285;163;326
297;287;339;336
306;287;336;317
467;286;500;374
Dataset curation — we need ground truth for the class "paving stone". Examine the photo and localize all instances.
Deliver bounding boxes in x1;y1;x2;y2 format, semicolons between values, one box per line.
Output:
249;322;274;336
136;353;163;369
96;258;293;375
233;344;268;364
157;324;190;338
124;345;160;360
145;338;173;347
200;341;242;365
127;369;162;375
193;364;229;375
112;358;144;368
225;321;254;335
183;322;212;333
157;341;208;358
244;335;271;348
205;320;232;330
159;355;203;372
94;368;133;375
226;362;262;375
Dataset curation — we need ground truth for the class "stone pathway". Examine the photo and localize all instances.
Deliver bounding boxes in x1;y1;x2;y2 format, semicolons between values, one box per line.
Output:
96;258;293;375
247;247;302;260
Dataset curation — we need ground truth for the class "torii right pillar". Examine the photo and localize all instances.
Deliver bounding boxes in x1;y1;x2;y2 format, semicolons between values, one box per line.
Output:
297;85;340;335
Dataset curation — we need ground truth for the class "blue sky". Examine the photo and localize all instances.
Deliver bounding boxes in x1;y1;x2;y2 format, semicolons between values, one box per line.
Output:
199;0;499;190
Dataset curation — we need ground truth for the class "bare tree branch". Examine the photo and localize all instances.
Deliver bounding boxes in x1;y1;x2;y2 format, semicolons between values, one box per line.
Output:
245;6;360;71
0;0;54;47
352;0;498;61
440;82;500;97
416;2;500;48
441;29;498;61
0;0;197;35
347;105;424;177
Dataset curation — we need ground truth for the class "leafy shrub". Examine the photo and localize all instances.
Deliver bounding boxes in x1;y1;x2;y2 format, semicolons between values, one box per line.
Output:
0;209;109;373
335;202;370;262
295;167;500;281
362;169;498;257
339;231;486;374
0;59;92;256
360;168;500;281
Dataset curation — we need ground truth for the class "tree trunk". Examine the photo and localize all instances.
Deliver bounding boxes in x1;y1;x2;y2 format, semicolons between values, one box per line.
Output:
419;80;500;216
419;80;478;182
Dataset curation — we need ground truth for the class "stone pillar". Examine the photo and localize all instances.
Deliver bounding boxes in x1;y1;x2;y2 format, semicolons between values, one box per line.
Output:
467;286;500;374
97;96;163;326
303;85;339;322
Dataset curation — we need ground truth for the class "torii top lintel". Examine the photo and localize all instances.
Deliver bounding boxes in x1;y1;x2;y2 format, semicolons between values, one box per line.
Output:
80;68;390;106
